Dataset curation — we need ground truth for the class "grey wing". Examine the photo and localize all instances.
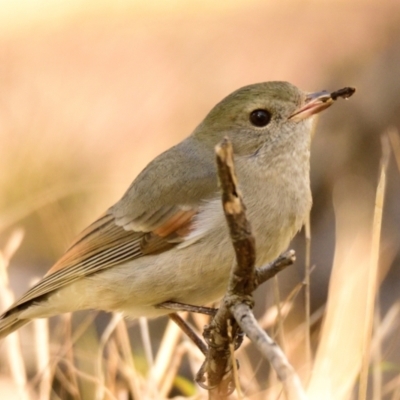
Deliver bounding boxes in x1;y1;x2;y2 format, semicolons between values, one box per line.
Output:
1;137;219;316
111;136;219;230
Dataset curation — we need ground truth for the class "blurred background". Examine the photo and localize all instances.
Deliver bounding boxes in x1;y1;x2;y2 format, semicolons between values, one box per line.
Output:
0;0;400;399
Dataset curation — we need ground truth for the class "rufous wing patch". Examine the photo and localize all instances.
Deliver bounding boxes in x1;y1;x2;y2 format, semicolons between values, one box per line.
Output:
141;209;197;254
45;214;142;276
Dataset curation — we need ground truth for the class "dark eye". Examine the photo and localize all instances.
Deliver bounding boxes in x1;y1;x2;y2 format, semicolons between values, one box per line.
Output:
249;109;271;127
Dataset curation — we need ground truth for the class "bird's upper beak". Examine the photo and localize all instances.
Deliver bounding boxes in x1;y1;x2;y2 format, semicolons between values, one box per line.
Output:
289;87;356;122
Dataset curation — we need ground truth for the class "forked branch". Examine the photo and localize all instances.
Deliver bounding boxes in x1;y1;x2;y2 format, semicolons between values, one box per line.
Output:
200;137;307;400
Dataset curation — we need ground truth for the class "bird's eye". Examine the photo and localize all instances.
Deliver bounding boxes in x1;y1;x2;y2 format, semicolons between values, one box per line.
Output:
249;109;272;127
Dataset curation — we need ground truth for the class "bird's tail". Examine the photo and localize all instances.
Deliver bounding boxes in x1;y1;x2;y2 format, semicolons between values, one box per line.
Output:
0;311;29;340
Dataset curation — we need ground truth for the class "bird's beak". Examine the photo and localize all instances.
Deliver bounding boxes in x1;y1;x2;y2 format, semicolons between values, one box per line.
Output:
289;87;356;122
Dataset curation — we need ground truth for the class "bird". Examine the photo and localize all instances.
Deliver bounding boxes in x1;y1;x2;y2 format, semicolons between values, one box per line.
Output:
0;81;355;339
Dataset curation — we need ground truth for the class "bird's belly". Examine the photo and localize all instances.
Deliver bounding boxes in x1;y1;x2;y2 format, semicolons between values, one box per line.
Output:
41;185;309;319
80;230;235;317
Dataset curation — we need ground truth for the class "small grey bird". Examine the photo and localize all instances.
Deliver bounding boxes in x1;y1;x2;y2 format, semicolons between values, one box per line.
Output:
0;81;354;338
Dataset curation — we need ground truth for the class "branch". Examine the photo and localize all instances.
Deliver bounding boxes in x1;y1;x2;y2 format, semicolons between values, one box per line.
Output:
201;137;306;400
232;303;308;400
256;250;296;286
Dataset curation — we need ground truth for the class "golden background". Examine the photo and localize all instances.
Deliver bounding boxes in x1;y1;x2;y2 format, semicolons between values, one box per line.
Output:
0;1;399;398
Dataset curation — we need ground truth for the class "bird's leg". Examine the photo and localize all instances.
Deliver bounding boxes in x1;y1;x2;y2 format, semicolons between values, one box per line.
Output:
158;302;218;361
157;301;217;316
168;313;207;355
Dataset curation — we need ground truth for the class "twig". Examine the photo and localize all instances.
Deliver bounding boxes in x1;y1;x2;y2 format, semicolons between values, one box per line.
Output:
304;213;312;374
159;302;217;316
273;275;286;352
114;319;143;400
204;137;256;398
57;357;118;400
388;127;400;173
150;315;183;391
358;134;390;400
95;313;122;400
33;316;51;400
227;319;242;398
201;137;306;400
139;317;154;368
255;250;296;285
372;303;382;400
0;230;29;400
169;313;208;355
232;303;308;400
159;341;201;398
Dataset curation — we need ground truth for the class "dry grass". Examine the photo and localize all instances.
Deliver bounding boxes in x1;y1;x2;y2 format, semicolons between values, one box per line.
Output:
0;131;398;399
1;1;400;399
